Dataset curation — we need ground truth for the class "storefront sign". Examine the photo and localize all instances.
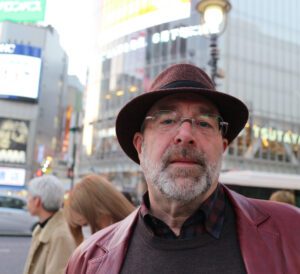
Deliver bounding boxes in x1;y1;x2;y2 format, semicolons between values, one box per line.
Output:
253;125;300;145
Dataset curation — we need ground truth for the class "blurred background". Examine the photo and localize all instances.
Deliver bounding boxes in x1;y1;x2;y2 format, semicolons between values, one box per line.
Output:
0;0;299;206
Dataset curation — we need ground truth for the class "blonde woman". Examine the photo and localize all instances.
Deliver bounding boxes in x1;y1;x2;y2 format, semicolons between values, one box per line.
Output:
65;174;135;245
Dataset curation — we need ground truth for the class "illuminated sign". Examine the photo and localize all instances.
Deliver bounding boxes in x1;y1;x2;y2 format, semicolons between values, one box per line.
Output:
253;125;300;145
99;0;191;44
0;118;29;164
0;43;15;53
0;167;26;186
101;24;207;60
0;43;42;102
101;35;147;59
0;0;46;22
0;150;26;163
152;25;208;44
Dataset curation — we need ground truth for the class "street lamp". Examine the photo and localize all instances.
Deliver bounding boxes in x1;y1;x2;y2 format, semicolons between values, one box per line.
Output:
196;0;231;86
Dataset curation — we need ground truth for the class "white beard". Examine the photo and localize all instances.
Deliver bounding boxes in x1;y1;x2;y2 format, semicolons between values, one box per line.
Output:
140;143;222;203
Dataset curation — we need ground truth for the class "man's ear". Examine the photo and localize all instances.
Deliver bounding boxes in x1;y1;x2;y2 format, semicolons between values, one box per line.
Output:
133;132;143;156
33;196;42;209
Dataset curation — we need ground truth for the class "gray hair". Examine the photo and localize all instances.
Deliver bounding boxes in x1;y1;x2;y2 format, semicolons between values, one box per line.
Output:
28;175;65;211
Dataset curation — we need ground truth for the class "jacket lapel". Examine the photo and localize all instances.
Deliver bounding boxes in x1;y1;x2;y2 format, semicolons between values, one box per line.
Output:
224;186;284;274
87;209;140;274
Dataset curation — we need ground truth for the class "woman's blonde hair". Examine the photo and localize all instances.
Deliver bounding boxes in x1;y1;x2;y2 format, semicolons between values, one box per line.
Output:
269;190;296;205
65;174;135;235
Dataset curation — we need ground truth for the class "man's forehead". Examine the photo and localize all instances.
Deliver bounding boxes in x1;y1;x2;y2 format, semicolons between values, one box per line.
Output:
148;93;219;113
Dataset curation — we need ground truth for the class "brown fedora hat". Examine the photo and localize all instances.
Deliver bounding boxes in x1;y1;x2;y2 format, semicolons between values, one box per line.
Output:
116;63;249;164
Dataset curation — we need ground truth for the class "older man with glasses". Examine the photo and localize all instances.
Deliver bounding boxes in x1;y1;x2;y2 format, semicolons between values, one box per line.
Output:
66;64;300;274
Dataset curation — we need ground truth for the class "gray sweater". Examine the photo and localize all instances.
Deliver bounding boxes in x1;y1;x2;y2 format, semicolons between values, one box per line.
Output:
120;201;246;274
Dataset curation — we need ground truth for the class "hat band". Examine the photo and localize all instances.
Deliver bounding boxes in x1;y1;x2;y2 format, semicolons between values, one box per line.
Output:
160;80;212;90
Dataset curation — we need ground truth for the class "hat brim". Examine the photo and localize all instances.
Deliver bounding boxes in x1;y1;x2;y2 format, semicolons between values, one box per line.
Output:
116;87;249;164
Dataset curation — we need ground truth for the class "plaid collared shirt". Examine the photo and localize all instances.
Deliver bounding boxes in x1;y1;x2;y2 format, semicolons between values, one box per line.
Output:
140;183;226;239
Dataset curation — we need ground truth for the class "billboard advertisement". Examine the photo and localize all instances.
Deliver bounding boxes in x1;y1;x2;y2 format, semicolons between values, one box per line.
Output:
0;43;42;102
99;0;191;44
0;167;26;186
0;0;46;22
0;118;29;164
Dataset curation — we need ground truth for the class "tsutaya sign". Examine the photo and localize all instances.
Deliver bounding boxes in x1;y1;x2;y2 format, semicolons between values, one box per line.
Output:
0;0;46;22
253;125;300;145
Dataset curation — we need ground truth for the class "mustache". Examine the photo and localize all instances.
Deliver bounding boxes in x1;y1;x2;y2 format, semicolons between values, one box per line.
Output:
161;146;207;168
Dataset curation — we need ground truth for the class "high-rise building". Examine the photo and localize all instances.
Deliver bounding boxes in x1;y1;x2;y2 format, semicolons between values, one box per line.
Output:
0;21;69;189
78;0;300;194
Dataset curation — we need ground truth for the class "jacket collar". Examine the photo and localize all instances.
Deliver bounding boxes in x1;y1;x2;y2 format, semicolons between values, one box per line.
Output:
222;185;284;274
222;185;270;226
90;184;273;252
95;208;139;250
34;210;64;243
85;185;283;274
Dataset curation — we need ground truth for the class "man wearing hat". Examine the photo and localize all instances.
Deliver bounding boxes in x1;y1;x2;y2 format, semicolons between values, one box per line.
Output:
66;64;300;274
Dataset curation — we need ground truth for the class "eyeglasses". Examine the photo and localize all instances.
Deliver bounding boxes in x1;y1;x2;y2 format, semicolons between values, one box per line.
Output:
143;110;228;136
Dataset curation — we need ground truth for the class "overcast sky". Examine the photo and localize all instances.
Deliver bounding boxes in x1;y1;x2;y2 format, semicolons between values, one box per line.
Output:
44;0;96;84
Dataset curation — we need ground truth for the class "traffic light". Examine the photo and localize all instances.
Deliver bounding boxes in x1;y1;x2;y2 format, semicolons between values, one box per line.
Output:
36;169;43;177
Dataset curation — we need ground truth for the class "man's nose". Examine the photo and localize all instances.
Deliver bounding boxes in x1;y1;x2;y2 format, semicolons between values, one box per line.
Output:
173;120;196;145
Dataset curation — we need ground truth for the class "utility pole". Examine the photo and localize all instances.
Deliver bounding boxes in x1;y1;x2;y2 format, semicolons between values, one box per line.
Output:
69;113;81;189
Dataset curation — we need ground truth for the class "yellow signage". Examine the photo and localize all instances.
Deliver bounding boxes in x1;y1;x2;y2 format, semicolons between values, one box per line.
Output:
99;0;191;44
253;125;300;145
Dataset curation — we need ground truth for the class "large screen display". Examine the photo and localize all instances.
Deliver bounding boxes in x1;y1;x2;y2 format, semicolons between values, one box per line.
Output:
0;118;29;164
0;167;26;186
0;43;42;102
99;0;191;44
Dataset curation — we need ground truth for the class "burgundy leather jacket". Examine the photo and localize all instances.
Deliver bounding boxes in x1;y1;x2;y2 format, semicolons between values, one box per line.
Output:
65;185;300;274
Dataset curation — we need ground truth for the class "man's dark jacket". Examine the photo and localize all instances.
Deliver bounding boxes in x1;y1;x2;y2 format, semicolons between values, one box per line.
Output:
65;185;300;274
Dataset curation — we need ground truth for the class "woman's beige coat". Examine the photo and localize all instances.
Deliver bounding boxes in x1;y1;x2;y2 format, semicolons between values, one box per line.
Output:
23;209;76;274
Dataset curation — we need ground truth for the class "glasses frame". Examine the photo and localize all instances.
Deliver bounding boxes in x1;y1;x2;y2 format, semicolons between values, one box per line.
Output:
142;110;229;136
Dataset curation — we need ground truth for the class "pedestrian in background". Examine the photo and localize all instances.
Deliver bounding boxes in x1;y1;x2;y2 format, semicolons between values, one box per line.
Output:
269;190;296;206
23;175;76;274
64;174;135;245
66;63;300;274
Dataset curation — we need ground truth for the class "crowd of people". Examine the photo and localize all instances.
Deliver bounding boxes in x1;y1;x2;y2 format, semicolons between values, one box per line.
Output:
23;63;300;274
23;174;135;274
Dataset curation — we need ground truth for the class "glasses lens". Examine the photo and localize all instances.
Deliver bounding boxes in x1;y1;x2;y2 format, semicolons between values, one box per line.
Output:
154;111;178;130
145;111;227;136
194;114;220;133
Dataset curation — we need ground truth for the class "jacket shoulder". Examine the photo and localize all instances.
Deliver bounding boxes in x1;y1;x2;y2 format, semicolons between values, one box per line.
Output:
65;208;139;274
223;184;300;228
83;208;139;251
248;197;300;223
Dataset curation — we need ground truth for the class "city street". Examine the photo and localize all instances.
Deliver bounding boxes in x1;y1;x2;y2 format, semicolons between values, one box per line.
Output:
0;236;31;274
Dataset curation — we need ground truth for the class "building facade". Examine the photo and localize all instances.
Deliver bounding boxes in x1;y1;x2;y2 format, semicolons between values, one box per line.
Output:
78;0;300;193
0;21;70;190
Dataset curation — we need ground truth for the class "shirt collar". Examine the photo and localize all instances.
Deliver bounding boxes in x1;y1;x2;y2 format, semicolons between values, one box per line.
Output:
140;183;225;239
38;213;54;228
